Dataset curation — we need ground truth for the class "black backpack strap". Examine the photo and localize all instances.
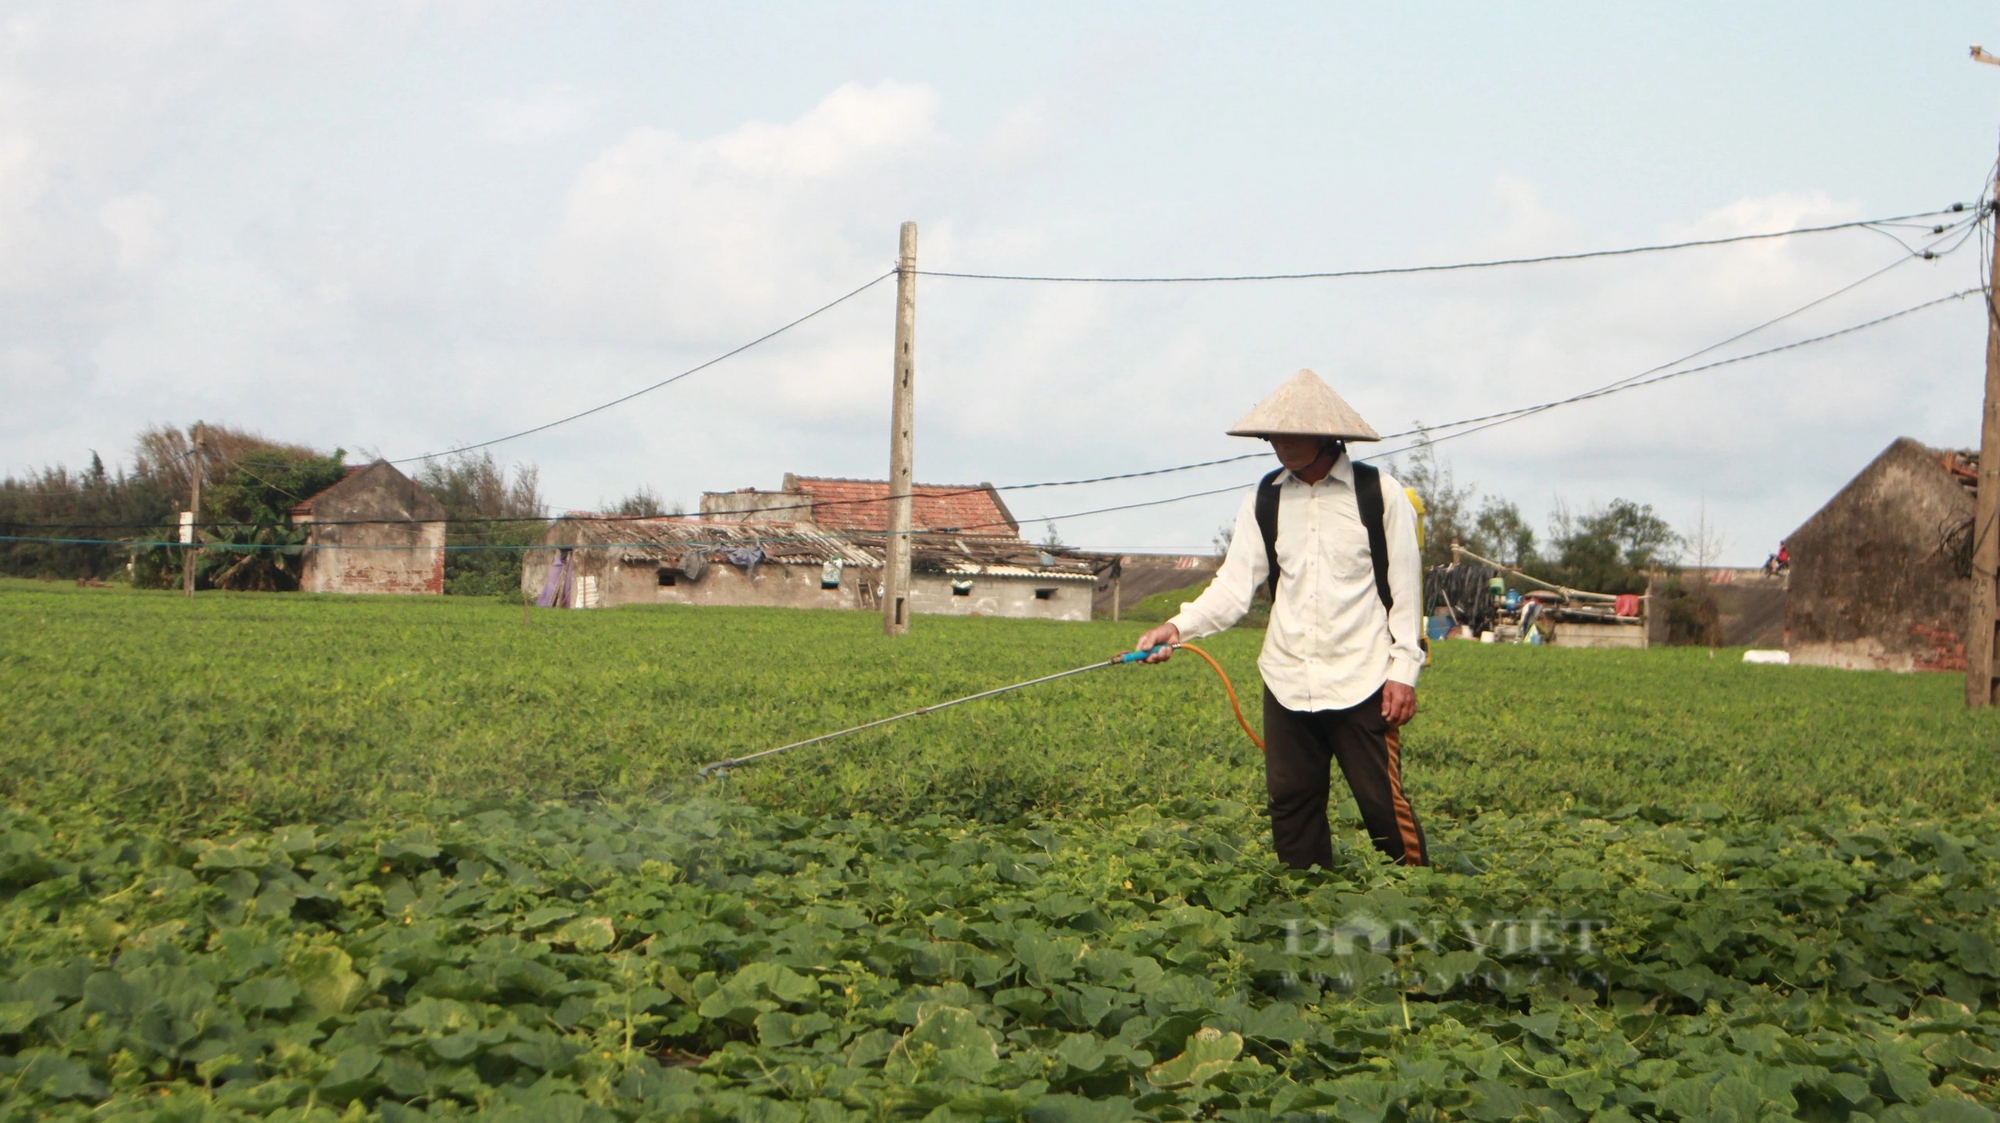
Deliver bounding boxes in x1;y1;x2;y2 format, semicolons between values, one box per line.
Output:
1256;462;1394;613
1353;462;1393;612
1254;467;1284;603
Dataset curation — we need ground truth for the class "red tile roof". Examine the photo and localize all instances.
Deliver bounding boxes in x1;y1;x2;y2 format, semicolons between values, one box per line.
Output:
787;476;1018;535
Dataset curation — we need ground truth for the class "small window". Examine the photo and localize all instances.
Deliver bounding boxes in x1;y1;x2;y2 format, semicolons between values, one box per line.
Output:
951;580;973;597
1034;587;1057;600
657;568;676;586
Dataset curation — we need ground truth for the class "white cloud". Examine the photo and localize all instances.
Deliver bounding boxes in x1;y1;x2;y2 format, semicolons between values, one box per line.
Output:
0;12;1982;568
99;193;168;273
476;85;598;143
540;80;945;345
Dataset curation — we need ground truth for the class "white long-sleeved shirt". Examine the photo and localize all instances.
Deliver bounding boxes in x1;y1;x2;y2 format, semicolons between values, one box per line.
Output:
1168;452;1424;712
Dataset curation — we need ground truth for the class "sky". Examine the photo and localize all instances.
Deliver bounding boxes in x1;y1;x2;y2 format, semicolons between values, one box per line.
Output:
5;1;2000;564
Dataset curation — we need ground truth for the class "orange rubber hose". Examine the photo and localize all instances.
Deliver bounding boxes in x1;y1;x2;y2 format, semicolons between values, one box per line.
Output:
1176;643;1264;751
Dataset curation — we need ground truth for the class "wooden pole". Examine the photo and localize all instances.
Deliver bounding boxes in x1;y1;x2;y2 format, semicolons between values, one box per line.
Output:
182;423;203;599
1969;180;2000;708
883;222;918;636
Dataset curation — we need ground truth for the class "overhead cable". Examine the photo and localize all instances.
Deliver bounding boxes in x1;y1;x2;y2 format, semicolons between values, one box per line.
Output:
1355;286;1983;464
994;213;1982;495
512;212;1983;514
1016;286;1983;526
11;276;1975;538
914;207;1970;283
376;203;1967;467
10;209;1982;527
5;273;1976;551
1362;237;1971;450
388;271;897;465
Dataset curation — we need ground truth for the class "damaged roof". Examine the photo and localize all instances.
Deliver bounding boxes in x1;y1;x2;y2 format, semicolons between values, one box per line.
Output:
863;531;1112;582
539;517;1114;580
541;516;878;568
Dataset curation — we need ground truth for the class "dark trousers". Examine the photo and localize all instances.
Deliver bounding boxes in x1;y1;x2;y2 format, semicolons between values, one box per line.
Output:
1263;686;1428;869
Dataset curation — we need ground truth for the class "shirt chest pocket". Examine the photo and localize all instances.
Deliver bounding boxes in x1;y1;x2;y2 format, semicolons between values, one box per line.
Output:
1277;490;1374;586
1323;526;1374;584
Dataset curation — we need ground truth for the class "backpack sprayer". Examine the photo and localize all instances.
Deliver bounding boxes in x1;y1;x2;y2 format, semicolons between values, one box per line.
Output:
695;643;1263;779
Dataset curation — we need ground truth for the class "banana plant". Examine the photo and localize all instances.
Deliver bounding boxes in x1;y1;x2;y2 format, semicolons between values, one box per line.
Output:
199;518;309;591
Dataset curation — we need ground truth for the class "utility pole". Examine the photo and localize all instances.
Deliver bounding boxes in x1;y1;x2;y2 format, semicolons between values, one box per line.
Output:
1968;47;2000;706
182;422;204;599
882;222;918;635
1970;161;2000;707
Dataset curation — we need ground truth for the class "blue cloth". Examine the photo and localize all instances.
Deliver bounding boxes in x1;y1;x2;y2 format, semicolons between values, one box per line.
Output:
536;552;569;608
725;546;764;580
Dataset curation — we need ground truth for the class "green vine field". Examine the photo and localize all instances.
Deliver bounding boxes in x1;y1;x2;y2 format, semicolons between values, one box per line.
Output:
3;581;1998;1121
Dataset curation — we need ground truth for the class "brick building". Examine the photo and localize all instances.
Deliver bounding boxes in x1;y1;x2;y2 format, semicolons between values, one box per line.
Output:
291;460;447;595
1784;437;1978;671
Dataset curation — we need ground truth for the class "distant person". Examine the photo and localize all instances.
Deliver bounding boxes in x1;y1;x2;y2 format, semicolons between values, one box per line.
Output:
1134;370;1427;869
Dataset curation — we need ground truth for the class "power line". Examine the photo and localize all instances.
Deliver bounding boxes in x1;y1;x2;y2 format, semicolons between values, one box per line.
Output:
1003;213;1981;493
388;271;897;465
1359;287;1982;463
718;217;1982;520
9;209;1983;528
9;209;1976;507
409;210;1978;513
218;460;312;506
0;532;1223;559
373;204;1968;468
914;207;1971;283
20;274;1977;549
1362;235;1973;450
1014;286;1983;526
6;281;1974;544
13;282;1980;537
0;530;1101;554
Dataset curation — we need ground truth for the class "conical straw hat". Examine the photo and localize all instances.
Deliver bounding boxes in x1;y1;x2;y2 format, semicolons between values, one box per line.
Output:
1226;369;1381;441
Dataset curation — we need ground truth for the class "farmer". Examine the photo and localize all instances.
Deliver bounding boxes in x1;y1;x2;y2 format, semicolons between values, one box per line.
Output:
1135;369;1428;869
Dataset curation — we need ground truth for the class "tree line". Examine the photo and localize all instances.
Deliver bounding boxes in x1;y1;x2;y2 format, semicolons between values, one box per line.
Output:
1391;436;1722;643
1394;437;1680;593
1;426;567;595
0;424;346;589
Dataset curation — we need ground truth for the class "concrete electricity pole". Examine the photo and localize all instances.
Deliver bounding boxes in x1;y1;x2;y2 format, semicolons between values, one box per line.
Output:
1969;170;2000;706
883;222;918;636
182;422;204;599
1968;47;2000;706
1969;193;2000;706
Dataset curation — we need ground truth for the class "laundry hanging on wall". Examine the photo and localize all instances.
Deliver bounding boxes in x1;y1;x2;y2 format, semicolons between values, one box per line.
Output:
537;550;573;608
725;547;765;580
